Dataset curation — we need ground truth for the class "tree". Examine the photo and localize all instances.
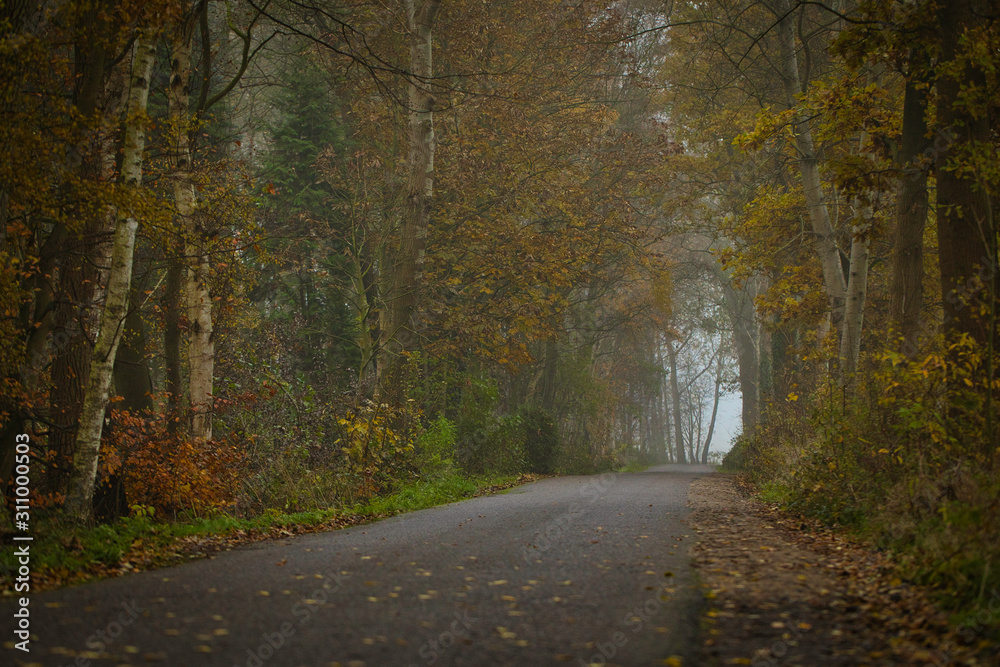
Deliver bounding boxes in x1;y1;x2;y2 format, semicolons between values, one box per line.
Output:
65;30;157;520
933;0;996;351
377;0;442;401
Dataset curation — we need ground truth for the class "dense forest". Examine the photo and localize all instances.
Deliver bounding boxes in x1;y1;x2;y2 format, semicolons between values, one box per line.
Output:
1;0;998;621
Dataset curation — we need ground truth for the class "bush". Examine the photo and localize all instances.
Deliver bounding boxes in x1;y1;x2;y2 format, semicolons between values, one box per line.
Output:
103;406;246;519
748;335;1000;619
415;416;457;476
520;406;559;474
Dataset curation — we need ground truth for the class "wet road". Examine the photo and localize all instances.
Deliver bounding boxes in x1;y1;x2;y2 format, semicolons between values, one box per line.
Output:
5;465;714;666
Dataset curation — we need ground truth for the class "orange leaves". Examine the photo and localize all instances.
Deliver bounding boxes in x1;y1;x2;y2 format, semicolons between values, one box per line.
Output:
103;405;248;516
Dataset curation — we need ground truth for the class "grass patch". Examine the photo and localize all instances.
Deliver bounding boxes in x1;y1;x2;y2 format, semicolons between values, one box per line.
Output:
616;460;652;473
757;480;793;505
0;471;531;594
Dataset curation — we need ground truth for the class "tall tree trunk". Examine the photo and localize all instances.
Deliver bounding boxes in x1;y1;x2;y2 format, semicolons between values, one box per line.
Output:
187;246;214;440
45;4;112;495
889;56;931;356
714;263;759;433
775;1;848;338
65;30;156;521
840;213;870;378
935;0;994;350
659;346;673;462
667;337;687;464
702;345;724;464
113;284;153;413
378;0;442;401
163;260;184;423
169;16;214;440
539;337;558;413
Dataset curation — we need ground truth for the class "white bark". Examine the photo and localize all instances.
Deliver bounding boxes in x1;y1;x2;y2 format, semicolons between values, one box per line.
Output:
65;31;156;521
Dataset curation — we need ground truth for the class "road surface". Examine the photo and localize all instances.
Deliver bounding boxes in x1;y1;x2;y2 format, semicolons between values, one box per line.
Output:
5;465;713;667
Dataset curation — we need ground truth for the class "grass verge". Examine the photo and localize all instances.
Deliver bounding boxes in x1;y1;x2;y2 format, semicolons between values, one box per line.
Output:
0;471;537;595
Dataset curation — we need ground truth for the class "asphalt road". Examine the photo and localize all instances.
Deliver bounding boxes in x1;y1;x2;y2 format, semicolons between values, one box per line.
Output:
6;465;713;667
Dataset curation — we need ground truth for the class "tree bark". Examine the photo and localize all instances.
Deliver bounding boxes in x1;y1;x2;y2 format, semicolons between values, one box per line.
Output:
667;337;687;464
840;213;870;378
169;16;214;440
775;0;848;336
44;0;113;496
163;260;184;422
713;263;759;434
65;30;156;521
889;56;930;356
113;284;153;413
378;0;442;401
935;0;994;350
702;344;724;464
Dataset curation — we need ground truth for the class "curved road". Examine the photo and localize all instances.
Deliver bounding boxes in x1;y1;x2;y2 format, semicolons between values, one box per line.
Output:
6;465;713;667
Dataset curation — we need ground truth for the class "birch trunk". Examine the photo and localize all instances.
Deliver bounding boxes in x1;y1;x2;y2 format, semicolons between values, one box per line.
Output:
65;31;156;521
169;19;214;440
379;0;442;400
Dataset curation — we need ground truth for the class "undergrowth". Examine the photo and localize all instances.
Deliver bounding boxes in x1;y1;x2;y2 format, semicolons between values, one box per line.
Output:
724;336;1000;635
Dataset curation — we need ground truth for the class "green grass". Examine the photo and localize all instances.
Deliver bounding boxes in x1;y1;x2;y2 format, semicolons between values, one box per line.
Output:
757;480;793;505
0;471;527;593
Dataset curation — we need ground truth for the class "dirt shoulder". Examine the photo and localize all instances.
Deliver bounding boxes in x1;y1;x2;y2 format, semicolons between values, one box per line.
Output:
687;474;994;666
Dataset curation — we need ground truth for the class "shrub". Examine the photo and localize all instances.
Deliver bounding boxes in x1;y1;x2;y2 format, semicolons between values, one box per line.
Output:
519;406;559;474
415;416;458;476
103;406;246;519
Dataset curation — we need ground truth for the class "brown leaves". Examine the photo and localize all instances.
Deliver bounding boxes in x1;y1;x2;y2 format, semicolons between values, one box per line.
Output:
691;475;995;666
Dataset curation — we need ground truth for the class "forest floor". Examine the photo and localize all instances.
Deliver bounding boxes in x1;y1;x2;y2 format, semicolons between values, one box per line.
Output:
689;474;996;666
